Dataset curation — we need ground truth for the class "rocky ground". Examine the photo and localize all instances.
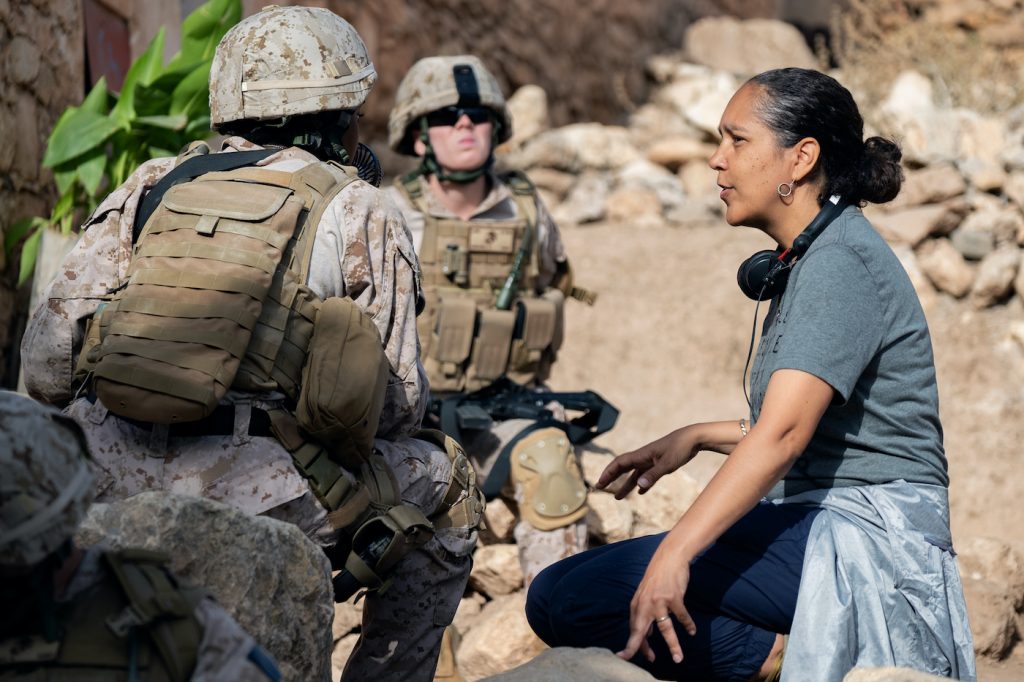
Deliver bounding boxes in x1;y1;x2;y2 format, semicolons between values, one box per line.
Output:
355;16;1024;679
71;12;1024;682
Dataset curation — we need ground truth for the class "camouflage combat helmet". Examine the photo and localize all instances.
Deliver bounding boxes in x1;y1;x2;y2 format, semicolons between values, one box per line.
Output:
0;391;94;567
388;55;513;155
210;5;377;129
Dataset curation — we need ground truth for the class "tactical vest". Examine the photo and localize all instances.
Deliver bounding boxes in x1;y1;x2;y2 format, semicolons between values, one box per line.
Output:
0;549;204;682
73;146;476;600
398;172;565;394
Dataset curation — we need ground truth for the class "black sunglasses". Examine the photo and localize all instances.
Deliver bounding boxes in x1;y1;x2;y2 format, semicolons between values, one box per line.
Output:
424;106;493;128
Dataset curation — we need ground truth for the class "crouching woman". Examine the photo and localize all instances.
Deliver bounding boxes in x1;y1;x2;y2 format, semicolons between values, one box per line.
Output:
524;68;976;682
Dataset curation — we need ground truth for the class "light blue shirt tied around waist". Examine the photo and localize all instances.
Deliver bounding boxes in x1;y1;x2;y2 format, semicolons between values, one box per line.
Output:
774;480;975;681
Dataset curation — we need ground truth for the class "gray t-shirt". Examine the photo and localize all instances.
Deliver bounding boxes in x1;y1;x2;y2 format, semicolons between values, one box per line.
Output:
748;206;948;498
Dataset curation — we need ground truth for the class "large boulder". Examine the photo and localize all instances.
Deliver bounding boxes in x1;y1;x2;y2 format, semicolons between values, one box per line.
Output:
916;238;975;298
76;492;334;682
482;647;658;681
552;172;612;225
653;63;740;138
503;84;550;151
868;205;958;248
502;124;640;174
877;71;964;165
456;592;548;680
469;543;524;598
683;17;818;76
630;470;702;536
890;163;966;209
586;491;635;544
969;246;1020;308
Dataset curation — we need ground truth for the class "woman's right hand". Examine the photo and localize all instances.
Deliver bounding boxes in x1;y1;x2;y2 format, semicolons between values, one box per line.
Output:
596;426;703;499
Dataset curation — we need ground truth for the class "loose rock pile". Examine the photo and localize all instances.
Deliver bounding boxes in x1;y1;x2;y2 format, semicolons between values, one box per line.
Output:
498;18;1024;314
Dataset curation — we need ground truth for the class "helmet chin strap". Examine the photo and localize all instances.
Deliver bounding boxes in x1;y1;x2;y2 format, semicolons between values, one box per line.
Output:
415;116;495;184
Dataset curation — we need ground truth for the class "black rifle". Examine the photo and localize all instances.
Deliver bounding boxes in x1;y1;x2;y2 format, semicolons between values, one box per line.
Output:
427;377;619;499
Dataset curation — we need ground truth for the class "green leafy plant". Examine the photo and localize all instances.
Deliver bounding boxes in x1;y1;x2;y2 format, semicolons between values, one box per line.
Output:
5;0;240;285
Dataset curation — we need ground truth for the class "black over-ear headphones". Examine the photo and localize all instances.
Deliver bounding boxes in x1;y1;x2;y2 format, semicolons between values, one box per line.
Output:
736;195;848;301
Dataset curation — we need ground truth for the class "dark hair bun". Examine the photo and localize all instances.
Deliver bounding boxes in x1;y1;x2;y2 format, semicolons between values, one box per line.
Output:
857;136;903;204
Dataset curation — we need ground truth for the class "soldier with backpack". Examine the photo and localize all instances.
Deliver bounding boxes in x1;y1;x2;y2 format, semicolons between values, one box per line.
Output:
21;7;482;681
0;390;280;682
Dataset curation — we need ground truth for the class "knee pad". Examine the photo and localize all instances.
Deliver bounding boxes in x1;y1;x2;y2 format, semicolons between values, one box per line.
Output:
510;427;588;531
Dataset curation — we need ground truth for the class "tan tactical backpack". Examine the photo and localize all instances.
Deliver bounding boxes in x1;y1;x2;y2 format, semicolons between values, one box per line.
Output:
75;144;388;471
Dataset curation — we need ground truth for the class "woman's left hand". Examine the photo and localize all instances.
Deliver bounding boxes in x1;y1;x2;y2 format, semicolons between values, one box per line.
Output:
618;542;697;664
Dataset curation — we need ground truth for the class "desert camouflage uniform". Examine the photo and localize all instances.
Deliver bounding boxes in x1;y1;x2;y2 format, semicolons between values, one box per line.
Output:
21;138;476;682
387;175;586;585
48;547;280;682
0;390;278;681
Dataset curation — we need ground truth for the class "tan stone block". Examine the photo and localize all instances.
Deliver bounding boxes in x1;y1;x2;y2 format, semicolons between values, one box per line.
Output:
481;496;517;543
917;238;975;298
456;592;547;679
585;490;633;544
469;543;523;598
605;186;663;226
970;246;1021;309
646;135;716;171
868;204;955;247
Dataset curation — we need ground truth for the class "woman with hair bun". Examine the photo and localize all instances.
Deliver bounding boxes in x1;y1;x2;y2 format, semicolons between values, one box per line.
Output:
525;68;976;681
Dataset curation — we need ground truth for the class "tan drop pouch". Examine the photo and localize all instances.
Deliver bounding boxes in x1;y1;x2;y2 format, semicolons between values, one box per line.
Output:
92;179;301;423
465;308;516;391
507;289;564;384
294;296;389;470
425;297;477;393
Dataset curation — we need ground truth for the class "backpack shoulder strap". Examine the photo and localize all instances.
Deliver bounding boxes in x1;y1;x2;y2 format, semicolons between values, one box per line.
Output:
291;162;360;284
500;170;538;228
103;549;205;682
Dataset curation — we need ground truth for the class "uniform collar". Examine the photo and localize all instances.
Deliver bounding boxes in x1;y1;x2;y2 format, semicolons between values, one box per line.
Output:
414;172;512;219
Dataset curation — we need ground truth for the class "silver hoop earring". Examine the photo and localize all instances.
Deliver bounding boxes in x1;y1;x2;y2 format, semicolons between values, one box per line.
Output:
777;182;794;198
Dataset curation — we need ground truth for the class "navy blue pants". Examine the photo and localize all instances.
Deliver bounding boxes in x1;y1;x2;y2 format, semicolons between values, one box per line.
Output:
525;502;821;681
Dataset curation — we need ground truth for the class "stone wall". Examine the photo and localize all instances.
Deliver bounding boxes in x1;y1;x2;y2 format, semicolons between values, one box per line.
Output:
0;0;83;387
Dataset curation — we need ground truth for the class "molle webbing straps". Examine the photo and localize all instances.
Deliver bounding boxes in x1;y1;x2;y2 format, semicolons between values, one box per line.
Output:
266;407;356;512
133;149;277;244
93;172;304;423
104;549;203;682
230;163;356;398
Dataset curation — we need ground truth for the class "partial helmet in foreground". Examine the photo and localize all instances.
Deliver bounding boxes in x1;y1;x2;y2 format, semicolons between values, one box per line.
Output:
0;391;94;567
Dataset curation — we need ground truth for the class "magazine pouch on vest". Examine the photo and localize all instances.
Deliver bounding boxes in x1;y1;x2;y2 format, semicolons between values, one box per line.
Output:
402;170;563;393
90;164;307;423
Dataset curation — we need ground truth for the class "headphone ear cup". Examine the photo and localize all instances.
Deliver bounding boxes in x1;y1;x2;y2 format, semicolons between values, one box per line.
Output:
737;250;789;301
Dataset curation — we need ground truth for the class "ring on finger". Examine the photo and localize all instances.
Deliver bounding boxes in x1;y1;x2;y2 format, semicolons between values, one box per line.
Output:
655;615;671;623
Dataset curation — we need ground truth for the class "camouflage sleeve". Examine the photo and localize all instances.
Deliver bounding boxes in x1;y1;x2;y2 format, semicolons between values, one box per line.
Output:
20;158;175;406
305;181;427;440
532;192;569;290
191;598;281;682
